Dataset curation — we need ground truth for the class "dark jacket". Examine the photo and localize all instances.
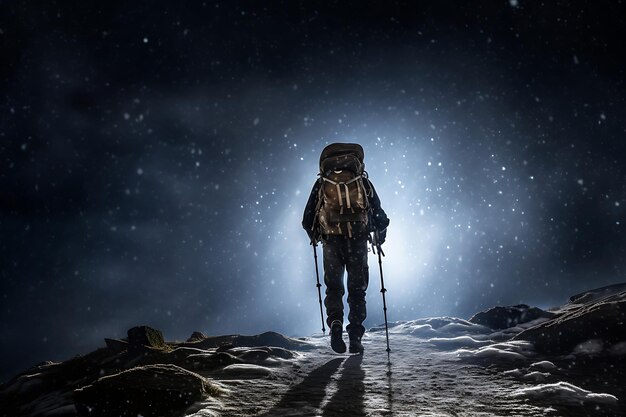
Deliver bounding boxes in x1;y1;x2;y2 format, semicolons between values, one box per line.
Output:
301;177;389;239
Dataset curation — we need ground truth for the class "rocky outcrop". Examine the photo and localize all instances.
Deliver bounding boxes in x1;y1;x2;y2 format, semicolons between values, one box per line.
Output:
514;290;626;354
568;283;626;304
186;331;207;342
469;304;556;330
127;325;166;356
182;330;316;351
74;364;218;417
104;338;128;353
0;326;314;417
233;331;314;350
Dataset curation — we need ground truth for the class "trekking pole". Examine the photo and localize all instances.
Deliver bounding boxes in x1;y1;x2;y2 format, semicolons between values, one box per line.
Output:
312;243;326;334
373;231;391;364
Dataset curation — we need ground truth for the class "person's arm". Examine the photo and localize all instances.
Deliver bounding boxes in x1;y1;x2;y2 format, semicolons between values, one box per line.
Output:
302;180;321;239
366;179;390;242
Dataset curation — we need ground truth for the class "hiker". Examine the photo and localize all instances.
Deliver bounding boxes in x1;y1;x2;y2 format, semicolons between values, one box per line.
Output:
302;143;389;354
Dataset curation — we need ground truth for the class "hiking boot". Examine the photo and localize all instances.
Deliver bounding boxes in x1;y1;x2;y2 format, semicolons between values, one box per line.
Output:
330;321;346;353
349;336;364;354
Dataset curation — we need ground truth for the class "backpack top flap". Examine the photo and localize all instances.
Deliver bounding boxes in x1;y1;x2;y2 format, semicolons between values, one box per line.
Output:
319;143;364;174
319;143;364;166
320;154;363;174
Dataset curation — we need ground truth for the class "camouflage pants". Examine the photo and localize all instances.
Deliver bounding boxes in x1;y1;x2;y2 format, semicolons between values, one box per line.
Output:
323;235;369;339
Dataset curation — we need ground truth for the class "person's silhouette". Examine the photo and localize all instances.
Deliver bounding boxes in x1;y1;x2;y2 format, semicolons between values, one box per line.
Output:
302;143;389;354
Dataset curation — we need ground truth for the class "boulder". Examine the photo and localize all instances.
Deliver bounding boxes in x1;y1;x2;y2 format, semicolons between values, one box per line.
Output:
127;326;166;356
267;347;295;359
237;349;272;363
216;343;235;352
469;304;555;330
184;351;242;370
74;364;218;417
186;331;207;342
233;331;315;351
514;292;626;354
184;331;315;351
104;338;128;353
568;283;626;304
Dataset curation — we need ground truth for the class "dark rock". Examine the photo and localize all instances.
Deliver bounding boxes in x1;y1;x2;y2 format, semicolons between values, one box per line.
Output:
74;364;218;417
166;347;211;361
182;335;237;350
0;348;124;417
568;283;626;304
216;343;235;352
469;304;556;330
183;331;315;351
238;349;271;363
184;352;242;370
127;326;166;356
104;338;128;353
233;331;315;351
268;347;296;359
514;291;626;354
184;332;315;351
130;347;208;368
186;331;207;342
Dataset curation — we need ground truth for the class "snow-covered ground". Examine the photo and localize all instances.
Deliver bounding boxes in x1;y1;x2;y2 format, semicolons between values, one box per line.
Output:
190;318;623;416
3;284;624;416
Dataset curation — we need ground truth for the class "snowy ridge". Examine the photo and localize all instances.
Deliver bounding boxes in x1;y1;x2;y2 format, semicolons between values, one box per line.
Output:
381;316;491;339
456;340;536;361
3;284;625;416
371;284;626;415
511;382;618;406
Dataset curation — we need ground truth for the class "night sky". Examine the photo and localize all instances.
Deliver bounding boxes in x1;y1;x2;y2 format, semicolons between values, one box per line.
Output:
1;1;625;381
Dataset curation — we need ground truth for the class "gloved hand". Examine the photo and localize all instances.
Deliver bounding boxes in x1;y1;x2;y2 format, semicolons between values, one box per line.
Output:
376;228;387;245
307;230;318;245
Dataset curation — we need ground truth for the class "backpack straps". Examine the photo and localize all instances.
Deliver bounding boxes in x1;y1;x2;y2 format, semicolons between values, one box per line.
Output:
312;178;324;233
322;177;345;208
344;176;363;208
322;174;363;209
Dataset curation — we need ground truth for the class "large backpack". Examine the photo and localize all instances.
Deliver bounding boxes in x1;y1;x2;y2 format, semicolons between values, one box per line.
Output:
315;143;371;238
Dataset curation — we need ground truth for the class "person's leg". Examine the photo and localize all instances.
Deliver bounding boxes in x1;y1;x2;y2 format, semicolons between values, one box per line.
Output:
345;237;369;341
323;237;346;330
